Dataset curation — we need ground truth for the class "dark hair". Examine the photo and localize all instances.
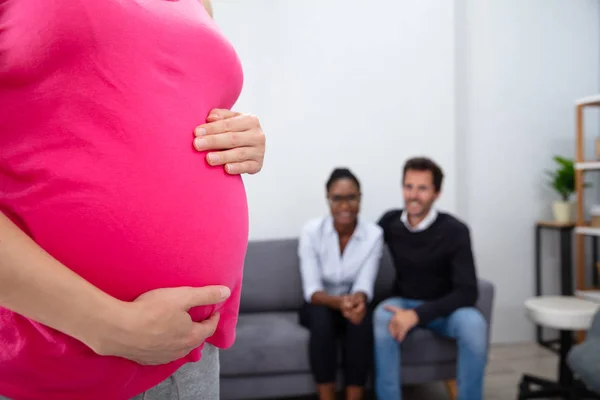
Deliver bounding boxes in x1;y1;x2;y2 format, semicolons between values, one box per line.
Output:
326;168;361;192
403;157;444;192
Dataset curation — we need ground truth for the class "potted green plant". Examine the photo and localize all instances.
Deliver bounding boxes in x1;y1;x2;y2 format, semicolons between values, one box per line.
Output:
546;155;578;222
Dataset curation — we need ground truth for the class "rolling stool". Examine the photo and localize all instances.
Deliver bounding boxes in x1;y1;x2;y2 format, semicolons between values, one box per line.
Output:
518;295;600;399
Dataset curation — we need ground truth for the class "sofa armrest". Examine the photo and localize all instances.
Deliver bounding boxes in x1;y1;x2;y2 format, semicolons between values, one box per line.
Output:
567;338;600;394
475;279;495;325
589;310;600;337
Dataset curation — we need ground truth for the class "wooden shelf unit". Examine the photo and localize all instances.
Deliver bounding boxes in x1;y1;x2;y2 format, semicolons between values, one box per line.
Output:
575;161;600;170
576;289;600;302
575;94;600;298
575;226;600;236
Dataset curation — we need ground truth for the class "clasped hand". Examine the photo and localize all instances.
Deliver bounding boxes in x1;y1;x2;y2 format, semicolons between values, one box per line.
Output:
340;293;367;325
384;305;419;342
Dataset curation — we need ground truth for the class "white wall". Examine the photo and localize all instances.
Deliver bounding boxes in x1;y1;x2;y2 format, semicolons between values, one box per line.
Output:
458;0;600;342
214;0;600;343
214;0;458;239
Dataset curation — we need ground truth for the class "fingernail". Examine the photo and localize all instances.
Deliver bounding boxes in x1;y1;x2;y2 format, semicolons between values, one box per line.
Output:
221;287;231;299
207;153;220;164
194;138;206;150
195;128;206;136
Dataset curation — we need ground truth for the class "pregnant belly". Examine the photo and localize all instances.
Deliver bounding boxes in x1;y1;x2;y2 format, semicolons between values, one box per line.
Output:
19;158;249;327
0;151;248;398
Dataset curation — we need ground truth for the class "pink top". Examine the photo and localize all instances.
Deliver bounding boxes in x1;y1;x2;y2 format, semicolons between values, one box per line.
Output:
0;0;247;399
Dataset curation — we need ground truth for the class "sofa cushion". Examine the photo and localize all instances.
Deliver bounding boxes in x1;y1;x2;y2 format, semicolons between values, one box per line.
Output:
220;312;310;376
220;313;459;377
400;328;457;365
240;239;305;313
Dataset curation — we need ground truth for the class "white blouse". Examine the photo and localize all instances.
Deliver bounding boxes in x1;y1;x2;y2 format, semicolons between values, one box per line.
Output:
298;216;384;303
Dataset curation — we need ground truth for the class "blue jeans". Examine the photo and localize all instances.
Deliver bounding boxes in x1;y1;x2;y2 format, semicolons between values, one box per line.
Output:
373;297;488;400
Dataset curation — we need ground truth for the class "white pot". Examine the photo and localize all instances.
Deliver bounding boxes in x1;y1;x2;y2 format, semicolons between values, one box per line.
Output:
552;201;574;223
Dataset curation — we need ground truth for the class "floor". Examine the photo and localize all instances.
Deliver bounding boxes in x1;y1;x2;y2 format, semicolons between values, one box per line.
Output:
271;342;563;400
399;342;560;400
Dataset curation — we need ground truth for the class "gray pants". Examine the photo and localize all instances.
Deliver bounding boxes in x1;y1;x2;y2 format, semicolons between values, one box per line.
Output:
0;343;219;400
133;343;219;400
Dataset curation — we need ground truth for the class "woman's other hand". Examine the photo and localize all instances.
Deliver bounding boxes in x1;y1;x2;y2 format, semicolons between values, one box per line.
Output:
342;292;367;325
193;109;266;175
91;285;231;365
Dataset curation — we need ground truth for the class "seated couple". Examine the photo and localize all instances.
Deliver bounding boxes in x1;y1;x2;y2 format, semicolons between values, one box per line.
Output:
297;157;488;400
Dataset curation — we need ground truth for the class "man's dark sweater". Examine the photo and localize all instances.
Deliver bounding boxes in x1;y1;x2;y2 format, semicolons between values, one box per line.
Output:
378;209;479;326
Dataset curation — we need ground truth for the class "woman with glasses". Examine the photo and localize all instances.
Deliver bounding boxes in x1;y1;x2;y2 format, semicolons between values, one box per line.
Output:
298;168;384;400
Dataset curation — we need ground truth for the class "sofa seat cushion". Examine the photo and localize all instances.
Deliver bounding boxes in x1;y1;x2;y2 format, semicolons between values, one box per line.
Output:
220;312;310;377
401;328;457;365
220;314;459;376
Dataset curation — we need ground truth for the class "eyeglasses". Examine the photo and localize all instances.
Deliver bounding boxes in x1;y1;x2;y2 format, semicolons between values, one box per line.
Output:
328;194;361;205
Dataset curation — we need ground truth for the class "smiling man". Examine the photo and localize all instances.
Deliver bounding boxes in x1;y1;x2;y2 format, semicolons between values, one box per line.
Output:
373;157;488;400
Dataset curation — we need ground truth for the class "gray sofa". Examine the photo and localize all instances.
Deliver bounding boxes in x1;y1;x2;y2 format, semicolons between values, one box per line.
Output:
220;238;495;400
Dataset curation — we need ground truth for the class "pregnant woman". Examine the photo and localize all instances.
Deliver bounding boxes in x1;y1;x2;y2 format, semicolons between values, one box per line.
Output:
0;0;265;399
298;168;384;400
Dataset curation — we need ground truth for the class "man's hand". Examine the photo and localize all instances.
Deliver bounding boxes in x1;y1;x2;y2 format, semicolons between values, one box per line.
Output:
384;306;419;342
91;285;231;365
193;109;266;175
341;292;367;325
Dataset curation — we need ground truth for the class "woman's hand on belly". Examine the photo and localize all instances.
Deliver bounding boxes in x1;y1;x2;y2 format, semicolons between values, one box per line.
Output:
92;285;231;366
193;109;266;175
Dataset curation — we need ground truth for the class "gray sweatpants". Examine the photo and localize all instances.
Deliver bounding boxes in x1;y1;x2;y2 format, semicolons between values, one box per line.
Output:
0;343;219;400
133;343;219;400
